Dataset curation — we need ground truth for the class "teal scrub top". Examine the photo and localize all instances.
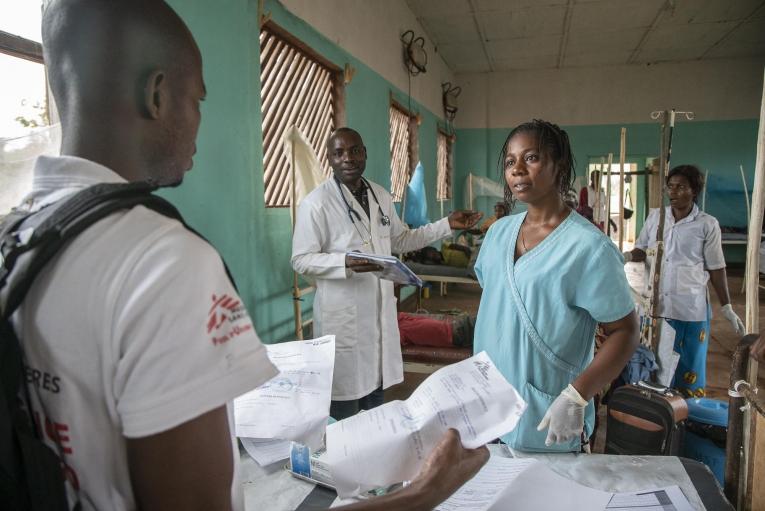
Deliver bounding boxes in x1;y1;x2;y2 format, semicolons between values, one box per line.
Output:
474;211;634;452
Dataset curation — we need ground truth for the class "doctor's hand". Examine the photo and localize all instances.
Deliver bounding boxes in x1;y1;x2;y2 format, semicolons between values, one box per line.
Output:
345;255;383;273
448;210;483;230
721;304;746;337
537;384;587;446
409;429;489;504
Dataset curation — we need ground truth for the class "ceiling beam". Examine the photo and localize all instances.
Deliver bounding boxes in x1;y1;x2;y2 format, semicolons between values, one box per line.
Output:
557;0;575;68
467;0;494;72
627;0;671;65
699;0;765;60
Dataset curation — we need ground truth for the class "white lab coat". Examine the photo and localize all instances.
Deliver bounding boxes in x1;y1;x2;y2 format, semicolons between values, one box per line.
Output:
635;205;726;322
292;178;451;400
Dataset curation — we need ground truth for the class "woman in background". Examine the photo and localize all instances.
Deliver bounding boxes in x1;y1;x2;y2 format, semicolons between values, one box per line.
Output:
624;164;744;397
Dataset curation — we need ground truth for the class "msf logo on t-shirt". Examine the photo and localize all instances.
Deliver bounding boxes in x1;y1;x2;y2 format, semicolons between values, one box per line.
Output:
207;293;253;345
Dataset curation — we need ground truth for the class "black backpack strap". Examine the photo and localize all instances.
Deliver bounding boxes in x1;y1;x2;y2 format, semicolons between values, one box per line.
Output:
1;182;162;319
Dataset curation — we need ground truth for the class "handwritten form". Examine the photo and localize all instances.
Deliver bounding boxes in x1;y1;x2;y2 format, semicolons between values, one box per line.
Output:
325;352;527;498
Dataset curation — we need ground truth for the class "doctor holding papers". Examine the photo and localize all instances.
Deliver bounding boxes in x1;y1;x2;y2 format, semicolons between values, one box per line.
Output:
292;127;481;419
234;336;335;455
325;352;526;498
345;252;423;286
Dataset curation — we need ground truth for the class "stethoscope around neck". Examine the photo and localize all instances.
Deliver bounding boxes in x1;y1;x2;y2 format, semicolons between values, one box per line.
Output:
335;176;391;228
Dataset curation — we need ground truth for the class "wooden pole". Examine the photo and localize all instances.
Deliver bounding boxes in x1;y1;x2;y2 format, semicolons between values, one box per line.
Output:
606;152;614;236
741;165;752;228
702;169;709;211
594;158;605;226
468;173;474;211
619;128;626;250
743;68;765;511
647;110;673;353
741;165;752;296
290;134;304;340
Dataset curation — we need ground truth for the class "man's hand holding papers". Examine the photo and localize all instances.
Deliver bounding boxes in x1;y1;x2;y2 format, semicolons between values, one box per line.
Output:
326;352;526;498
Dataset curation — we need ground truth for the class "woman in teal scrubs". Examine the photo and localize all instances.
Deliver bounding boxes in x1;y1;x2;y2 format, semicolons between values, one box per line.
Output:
474;120;638;452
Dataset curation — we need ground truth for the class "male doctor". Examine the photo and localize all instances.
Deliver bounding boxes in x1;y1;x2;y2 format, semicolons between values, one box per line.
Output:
292;127;481;419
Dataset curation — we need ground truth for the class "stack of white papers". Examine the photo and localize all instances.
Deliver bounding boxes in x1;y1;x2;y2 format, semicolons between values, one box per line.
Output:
436;456;694;511
325;352;527;497
235;336;335;465
346;252;423;286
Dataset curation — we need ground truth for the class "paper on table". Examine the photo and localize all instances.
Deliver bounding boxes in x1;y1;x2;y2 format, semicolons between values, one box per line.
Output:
325;351;527;498
435;457;535;511
346;252;423;286
241;438;291;467
607;485;694;511
234;336;335;450
490;461;613;511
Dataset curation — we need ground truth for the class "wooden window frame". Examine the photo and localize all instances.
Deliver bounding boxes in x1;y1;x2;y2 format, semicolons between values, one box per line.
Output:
389;98;418;202
0;30;43;63
260;21;345;208
436;129;453;201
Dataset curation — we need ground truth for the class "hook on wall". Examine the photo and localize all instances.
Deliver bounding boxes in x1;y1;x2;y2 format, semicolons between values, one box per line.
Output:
400;30;427;76
442;82;461;122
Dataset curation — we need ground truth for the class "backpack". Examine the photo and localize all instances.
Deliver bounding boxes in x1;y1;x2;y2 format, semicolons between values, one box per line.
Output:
0;182;205;510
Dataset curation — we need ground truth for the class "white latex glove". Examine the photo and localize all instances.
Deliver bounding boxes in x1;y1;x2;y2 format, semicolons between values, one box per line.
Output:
536;384;588;446
721;303;745;336
622;251;633;264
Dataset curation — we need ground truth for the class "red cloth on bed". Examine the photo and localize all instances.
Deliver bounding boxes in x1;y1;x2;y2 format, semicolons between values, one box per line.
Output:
398;312;453;347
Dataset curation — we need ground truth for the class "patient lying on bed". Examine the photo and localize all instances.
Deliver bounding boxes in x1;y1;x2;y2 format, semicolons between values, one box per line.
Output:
398;312;475;348
404;242;473;268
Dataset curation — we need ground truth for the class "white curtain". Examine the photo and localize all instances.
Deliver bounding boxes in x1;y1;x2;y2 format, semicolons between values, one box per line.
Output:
282;125;326;221
465;173;503;209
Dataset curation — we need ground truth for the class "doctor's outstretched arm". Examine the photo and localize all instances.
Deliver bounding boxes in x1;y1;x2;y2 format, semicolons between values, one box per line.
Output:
390;207;481;254
291;201;350;279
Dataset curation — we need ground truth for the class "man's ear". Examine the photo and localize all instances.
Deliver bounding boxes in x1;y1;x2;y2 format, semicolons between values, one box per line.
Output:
143;69;166;120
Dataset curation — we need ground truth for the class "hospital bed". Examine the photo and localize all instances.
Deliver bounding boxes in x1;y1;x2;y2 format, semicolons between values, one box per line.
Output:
403;260;480;312
720;232;762;245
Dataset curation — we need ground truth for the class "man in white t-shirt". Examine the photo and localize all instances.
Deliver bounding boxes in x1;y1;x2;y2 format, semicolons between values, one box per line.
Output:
13;1;487;509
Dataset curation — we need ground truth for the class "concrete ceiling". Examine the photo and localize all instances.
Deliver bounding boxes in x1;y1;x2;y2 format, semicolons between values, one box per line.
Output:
406;0;765;72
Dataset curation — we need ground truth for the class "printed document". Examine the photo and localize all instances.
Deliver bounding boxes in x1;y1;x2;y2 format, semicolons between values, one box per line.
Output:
240;438;291;467
437;456;693;511
325;352;526;497
607;485;694;511
345;252;423;286
435;457;536;510
234;336;335;452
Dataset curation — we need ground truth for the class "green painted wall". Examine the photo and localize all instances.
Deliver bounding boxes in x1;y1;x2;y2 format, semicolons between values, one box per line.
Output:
161;0;449;342
455;120;759;264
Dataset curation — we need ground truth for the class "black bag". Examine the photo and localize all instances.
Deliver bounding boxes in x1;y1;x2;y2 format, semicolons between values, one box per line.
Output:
623;189;634;220
605;381;688;456
0;182;191;510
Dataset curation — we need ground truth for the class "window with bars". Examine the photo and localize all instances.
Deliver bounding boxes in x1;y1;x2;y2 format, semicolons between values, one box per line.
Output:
259;24;339;207
436;131;453;201
1;1;57;217
389;104;413;202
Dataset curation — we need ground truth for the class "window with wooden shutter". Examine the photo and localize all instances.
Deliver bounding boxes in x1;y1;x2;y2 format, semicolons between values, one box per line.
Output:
389;104;411;202
259;24;340;207
436;131;452;201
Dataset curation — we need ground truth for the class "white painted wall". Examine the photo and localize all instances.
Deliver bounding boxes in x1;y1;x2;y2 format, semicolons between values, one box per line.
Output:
456;57;765;128
279;0;453;118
